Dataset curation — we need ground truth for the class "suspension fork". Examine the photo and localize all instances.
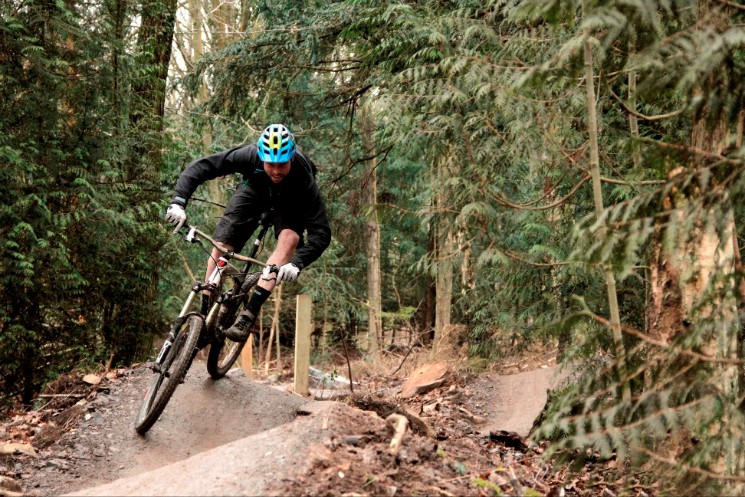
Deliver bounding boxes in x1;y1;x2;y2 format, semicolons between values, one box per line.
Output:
201;256;231;329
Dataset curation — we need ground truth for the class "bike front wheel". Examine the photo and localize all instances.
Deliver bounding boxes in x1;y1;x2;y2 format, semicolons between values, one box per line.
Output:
134;314;203;434
206;272;260;379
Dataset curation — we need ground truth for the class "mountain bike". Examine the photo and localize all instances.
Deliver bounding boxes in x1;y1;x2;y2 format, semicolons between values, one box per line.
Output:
134;212;275;435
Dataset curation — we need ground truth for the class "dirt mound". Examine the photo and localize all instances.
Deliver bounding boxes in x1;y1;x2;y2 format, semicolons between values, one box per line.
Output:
3;363;310;496
1;355;656;497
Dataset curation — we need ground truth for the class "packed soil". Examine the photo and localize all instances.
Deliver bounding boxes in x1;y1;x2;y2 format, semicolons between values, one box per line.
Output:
0;346;656;497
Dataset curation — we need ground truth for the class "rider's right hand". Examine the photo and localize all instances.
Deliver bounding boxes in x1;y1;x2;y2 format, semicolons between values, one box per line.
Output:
165;203;187;233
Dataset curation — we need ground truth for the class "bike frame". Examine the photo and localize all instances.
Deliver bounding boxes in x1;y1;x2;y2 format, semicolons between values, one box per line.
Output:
156;212;273;366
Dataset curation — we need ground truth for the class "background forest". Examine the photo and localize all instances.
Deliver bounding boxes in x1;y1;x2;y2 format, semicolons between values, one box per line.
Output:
2;0;745;494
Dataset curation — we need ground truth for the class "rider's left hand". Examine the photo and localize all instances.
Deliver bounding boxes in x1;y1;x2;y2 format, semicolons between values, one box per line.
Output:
276;262;300;283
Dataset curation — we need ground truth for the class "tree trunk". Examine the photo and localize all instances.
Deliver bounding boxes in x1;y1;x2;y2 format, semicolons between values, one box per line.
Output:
189;0;226;218
110;0;127;112
582;21;630;401
433;154;454;355
321;298;330;352
648;0;739;360
628;70;642;170
645;4;741;477
128;0;177;177
421;222;436;344
130;0;177;129
360;101;382;356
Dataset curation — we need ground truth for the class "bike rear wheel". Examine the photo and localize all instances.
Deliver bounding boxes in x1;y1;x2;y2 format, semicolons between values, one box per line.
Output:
206;272;261;379
134;314;203;434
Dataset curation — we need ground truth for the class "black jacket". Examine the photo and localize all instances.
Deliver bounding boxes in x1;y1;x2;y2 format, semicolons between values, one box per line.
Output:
171;145;331;269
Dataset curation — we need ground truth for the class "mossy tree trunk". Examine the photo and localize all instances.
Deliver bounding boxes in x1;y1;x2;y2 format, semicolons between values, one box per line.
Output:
360;100;382;356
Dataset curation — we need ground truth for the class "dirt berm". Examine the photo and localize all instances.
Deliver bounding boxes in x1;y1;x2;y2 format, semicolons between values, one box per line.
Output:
15;358;565;496
68;398;353;496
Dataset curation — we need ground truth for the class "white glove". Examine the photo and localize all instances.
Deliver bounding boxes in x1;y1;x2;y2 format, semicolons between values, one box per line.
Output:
165;203;187;233
261;264;278;282
277;262;300;283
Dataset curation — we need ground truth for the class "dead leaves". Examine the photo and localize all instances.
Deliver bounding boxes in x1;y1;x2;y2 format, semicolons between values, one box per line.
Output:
1;369;129;455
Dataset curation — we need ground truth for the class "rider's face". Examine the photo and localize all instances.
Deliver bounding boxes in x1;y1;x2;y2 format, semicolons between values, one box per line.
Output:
263;160;291;184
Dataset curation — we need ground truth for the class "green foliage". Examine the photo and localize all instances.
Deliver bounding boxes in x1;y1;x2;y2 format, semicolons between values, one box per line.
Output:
0;0;177;405
500;2;745;494
4;0;744;493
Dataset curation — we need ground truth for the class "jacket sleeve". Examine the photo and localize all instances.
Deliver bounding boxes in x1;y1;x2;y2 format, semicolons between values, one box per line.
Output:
171;146;258;206
289;183;332;270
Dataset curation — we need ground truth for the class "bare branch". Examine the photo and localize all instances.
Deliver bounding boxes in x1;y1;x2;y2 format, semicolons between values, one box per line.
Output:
610;90;685;121
714;0;745;11
490;175;591;211
585;310;745;365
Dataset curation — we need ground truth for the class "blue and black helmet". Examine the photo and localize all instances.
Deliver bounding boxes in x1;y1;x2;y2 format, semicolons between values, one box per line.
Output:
257;124;296;163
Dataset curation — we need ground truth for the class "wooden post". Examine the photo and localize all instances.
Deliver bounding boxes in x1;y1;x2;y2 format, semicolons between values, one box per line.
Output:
294;294;312;396
241;338;253;379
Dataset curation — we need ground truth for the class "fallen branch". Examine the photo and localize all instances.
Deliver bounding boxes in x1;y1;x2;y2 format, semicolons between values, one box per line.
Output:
508;466;524;497
386;413;409;455
428;487;456;497
0;490;25;497
36;393;87;398
340;327;355;395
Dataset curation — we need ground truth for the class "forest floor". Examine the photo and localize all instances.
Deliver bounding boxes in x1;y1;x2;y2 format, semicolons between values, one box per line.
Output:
0;341;658;496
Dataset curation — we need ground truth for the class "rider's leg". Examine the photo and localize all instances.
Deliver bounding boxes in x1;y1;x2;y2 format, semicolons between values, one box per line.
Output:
201;243;235;314
224;229;300;342
205;243;235;283
204;185;261;315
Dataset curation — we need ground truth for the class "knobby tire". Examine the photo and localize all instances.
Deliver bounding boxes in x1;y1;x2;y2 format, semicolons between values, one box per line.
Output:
134;314;203;434
206;272;261;379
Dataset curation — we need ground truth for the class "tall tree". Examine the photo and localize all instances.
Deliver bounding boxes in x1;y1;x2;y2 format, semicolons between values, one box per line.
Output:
360;100;382;354
130;0;177;130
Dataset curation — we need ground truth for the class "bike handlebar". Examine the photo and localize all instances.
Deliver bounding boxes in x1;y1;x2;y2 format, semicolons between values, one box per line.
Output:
183;225;267;267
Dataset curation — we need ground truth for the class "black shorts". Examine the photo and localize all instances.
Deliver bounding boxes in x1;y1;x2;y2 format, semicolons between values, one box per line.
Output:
213;186;304;252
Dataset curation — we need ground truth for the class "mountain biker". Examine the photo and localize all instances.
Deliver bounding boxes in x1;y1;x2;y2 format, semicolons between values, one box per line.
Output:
164;124;332;342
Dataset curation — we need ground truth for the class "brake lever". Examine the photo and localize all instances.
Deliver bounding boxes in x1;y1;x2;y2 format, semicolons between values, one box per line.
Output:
184;226;198;243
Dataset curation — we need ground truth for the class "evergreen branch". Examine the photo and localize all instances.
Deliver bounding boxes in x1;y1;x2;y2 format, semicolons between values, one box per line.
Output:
584;309;745;365
329;144;393;185
488;243;571;268
561;395;709;440
292;64;362;73
547;133;662;188
542;132;587;167
188;196;227;209
639;447;745;482
516;170;573;207
568;339;683;411
597;175;665;186
177;247;195;282
491;175;591;211
610;90;684;121
641;138;744;165
483;116;507;142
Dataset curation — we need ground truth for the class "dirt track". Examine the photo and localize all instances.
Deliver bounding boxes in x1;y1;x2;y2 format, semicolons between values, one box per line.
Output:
13;360;566;496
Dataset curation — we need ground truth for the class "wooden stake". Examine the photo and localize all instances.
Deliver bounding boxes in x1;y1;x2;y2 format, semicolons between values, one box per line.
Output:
386;413;409;455
294;294;312;396
265;285;282;375
241;336;253;379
